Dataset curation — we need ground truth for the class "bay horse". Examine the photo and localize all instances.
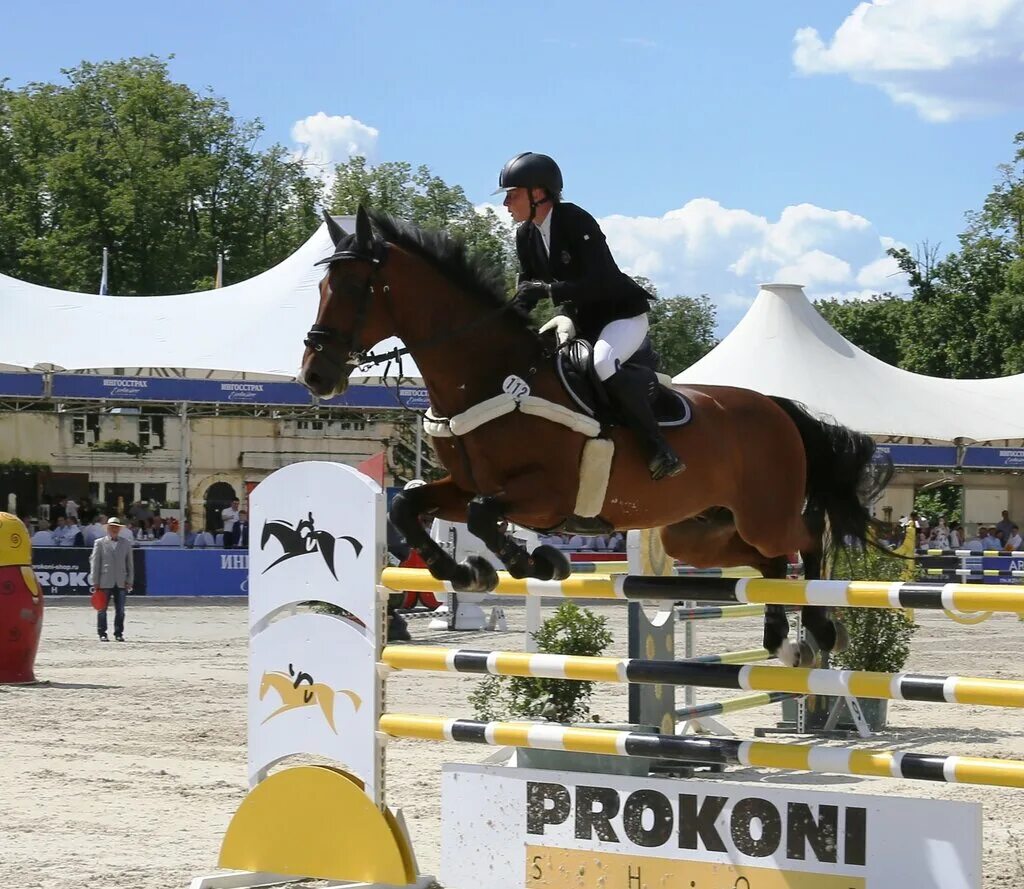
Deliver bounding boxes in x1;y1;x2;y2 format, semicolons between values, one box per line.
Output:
299;207;891;667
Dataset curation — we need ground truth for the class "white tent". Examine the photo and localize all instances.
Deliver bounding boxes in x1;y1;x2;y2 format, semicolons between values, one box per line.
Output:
0;219;420;381
673;283;1024;442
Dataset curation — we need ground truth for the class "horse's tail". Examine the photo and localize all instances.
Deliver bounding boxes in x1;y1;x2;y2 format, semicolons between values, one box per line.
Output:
769;396;894;553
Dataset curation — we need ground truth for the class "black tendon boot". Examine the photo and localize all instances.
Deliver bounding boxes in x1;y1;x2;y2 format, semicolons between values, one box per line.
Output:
603;368;684;480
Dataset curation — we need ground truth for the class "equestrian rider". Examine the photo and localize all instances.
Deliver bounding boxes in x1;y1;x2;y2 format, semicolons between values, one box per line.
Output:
496;151;683;481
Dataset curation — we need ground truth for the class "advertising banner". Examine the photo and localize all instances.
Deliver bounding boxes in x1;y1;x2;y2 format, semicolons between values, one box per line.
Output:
0;372;45;398
32;547;146;595
143;548;248;596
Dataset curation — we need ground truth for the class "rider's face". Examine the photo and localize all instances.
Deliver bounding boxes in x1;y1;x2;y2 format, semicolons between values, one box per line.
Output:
503;187;541;224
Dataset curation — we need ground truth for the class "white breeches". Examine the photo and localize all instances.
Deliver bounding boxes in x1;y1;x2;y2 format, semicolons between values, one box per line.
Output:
593;313;649;381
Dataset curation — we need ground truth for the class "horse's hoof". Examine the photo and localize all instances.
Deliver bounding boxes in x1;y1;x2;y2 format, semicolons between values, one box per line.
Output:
831;620;850;653
531;545;572;581
795;638;819;667
451;555;498;592
776;639;801;667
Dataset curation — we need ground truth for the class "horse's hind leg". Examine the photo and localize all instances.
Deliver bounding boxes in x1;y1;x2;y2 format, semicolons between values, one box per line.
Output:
796;523;850;663
661;516;801;666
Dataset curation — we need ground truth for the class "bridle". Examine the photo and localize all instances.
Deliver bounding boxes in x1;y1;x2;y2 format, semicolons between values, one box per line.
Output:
303;245;391;375
304;239;535;377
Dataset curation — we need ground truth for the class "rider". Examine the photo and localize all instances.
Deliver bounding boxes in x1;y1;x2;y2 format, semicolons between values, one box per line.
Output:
496;151;683;481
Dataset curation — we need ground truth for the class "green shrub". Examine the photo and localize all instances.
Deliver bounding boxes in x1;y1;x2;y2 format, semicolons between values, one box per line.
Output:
469;602;613;724
829;546;917;673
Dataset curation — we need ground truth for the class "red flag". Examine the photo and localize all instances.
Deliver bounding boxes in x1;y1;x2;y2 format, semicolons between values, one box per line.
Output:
355;452;386;486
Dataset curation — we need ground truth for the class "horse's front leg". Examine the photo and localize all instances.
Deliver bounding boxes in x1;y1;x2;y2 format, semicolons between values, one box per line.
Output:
466;495;571;582
388;479;497;592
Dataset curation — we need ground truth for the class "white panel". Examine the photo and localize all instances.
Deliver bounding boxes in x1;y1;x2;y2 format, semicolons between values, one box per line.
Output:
249;461;383;629
964;488;1009;527
248;612;380;802
442;764;982;889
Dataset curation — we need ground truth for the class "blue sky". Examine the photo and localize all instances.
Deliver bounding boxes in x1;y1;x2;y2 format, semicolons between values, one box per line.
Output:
4;0;1023;332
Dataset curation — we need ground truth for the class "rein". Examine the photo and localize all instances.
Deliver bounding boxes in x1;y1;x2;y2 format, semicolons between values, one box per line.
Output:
305;250;539;375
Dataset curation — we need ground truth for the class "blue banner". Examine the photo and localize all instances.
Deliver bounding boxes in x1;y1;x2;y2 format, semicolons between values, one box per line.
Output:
143;548;249;596
873;444;957;468
0;372;45;397
49;374;430;410
963;447;1024;469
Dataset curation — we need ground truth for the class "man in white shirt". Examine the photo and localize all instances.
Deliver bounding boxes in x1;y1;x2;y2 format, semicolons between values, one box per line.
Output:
61;521;83;546
51;517;68;546
30;521;56;547
65;497;79;522
221;499;241;535
156;528;182;546
1004;526;1023;552
192;528;216;548
84;516;108;546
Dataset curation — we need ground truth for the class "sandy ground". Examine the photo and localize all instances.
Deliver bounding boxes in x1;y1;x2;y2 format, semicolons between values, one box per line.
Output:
2;597;1024;888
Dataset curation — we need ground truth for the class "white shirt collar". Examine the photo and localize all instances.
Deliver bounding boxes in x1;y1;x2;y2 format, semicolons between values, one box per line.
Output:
533;206;553;255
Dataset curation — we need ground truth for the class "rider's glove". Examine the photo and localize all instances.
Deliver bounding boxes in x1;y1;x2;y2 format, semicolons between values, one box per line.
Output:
512;280;551;313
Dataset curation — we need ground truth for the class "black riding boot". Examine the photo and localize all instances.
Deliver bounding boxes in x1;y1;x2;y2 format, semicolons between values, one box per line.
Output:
603;369;684;480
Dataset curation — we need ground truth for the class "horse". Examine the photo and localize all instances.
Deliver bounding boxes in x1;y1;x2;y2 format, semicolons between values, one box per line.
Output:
299;207;891;667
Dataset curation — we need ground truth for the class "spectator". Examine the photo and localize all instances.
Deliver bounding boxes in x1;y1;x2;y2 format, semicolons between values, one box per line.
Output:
949;523;963;549
192;527;216;548
932;517;950;550
606;531;626;552
51;516;69;545
183;521;196;548
117;521;135;544
566;534;585;549
89;518;134;642
1004;525;1023;552
150;516;166;540
155;524;182;546
64;496;79;523
995;511;1015;545
226;510;250;549
963;529;984;553
61;520;84;546
221;498;241;535
30;520;55;547
84;515;108;546
981;527;1002;551
51;497;67;522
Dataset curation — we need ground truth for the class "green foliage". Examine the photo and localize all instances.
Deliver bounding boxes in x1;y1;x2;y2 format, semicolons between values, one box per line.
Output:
0;57;321;294
469;602;613;724
0;458;51;474
329;156;515;290
634;277;718;372
813;131;1024;379
829;547;917;673
815;295;910;367
913;486;962;526
90;438;147;457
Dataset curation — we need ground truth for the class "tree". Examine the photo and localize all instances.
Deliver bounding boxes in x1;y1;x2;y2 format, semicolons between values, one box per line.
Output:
0;57;321;294
328;156;514;286
814;294;910;367
632;278;717;373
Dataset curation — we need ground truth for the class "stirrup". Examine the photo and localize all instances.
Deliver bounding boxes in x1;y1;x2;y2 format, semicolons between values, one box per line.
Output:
649;450;685;481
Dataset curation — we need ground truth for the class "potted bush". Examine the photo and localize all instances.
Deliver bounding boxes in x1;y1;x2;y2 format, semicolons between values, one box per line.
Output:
782;545;917;731
469;602;658;775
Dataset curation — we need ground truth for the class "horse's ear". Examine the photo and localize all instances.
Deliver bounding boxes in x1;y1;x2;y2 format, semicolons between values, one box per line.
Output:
322;210;347;246
355;205;374;252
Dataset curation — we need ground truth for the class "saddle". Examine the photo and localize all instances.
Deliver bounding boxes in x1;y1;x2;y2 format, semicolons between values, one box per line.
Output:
553;335;693;429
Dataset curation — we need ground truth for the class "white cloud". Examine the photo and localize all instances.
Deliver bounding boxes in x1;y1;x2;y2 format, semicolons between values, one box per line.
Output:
793;0;1024;121
597;198;908;331
291;113;379;173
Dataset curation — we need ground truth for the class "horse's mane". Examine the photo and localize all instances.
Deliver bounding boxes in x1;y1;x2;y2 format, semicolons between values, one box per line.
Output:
369;211;529;325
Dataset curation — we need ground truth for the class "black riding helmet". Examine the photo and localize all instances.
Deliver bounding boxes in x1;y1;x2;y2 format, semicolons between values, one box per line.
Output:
495;152;563;196
495;152;563;223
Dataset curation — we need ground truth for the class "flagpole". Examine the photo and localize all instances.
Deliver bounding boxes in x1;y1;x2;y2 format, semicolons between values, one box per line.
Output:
99;247;109;295
215;253;224;288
